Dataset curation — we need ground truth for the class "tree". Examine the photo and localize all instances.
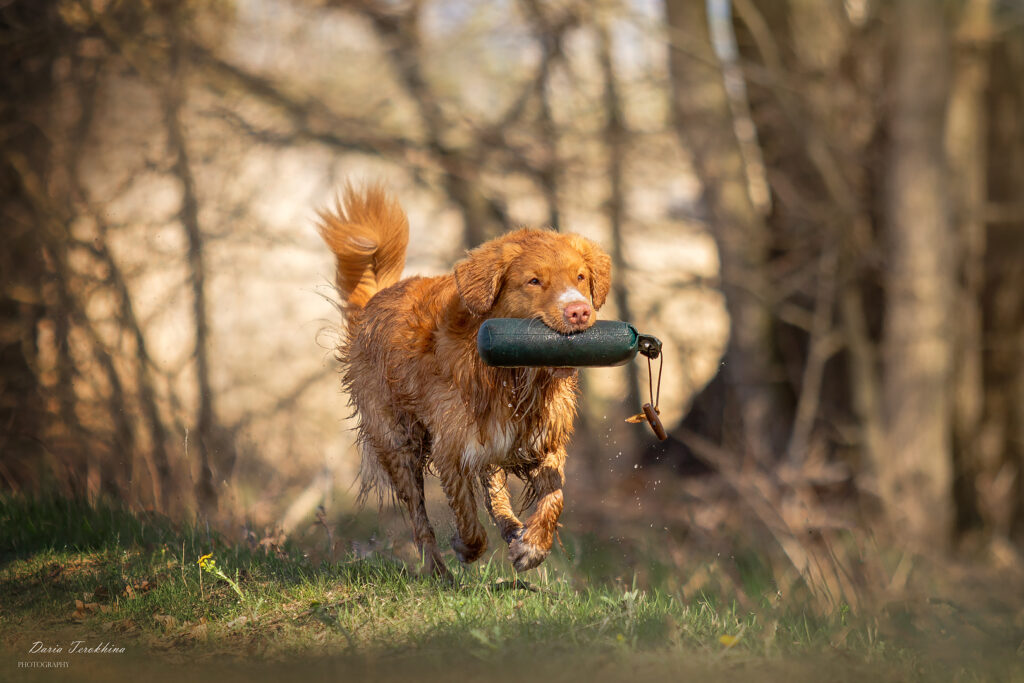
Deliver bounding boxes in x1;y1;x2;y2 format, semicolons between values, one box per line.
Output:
0;2;66;490
664;0;782;464
879;0;955;549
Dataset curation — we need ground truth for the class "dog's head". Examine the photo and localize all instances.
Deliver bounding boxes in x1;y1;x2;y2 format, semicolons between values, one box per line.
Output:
454;228;611;333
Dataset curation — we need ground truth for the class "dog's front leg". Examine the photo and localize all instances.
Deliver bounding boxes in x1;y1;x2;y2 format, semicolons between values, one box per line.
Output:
481;467;523;544
509;449;566;572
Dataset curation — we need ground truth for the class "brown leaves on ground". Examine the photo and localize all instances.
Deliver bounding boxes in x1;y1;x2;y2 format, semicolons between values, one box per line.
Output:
39;557;103;585
71;585;120;620
153;614;178;629
122;578;155;598
71;599;108;620
70;577;156;621
189;622;209;641
146;614;214;650
45;563;63;583
100;618;137;633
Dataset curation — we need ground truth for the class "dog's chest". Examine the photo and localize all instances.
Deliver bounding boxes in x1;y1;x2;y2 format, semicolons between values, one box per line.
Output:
460;417;545;470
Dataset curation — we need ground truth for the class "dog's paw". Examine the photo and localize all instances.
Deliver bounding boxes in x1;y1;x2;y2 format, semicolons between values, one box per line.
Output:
418;546;455;583
452;535;487;564
508;535;550;572
501;524;525;545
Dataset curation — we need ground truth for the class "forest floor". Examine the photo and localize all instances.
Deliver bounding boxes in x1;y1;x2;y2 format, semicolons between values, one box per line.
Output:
0;495;1021;682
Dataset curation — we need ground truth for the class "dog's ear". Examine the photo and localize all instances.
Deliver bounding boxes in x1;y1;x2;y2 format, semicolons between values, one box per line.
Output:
570;236;612;310
454;240;524;316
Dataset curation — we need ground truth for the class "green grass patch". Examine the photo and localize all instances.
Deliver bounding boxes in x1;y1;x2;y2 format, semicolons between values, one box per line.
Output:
0;495;1019;682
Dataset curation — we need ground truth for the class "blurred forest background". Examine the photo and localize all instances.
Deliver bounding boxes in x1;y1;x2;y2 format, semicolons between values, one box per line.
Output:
3;0;1024;608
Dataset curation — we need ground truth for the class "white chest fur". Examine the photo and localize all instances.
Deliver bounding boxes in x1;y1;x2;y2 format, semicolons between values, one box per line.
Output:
460;418;544;470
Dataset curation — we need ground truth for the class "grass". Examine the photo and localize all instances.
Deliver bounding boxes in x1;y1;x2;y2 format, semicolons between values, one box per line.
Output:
0;495;1020;682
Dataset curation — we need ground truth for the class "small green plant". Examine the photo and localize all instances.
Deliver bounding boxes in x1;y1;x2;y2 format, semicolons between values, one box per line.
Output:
197;552;244;599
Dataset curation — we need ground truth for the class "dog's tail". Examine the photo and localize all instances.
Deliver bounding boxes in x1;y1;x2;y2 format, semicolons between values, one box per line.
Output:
317;183;409;315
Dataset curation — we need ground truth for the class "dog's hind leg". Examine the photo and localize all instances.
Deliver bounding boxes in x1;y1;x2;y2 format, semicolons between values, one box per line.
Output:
480;467;524;544
377;450;449;578
434;447;488;564
356;395;449;578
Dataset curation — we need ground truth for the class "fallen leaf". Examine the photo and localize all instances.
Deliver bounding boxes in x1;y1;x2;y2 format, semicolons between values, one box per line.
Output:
153;614;177;628
226;615;249;629
103;618;136;633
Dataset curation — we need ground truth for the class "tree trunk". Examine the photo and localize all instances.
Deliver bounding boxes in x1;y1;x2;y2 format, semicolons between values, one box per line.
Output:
164;13;219;512
364;3;507;248
519;0;564;231
0;2;64;490
596;16;643;440
664;0;780;462
945;0;993;534
881;0;955;550
984;34;1024;543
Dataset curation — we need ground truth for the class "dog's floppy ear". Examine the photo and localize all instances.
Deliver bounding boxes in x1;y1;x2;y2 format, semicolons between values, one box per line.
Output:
570;236;612;310
454;240;524;316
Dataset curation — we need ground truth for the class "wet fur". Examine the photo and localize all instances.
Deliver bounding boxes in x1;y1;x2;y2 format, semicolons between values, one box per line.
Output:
318;184;611;575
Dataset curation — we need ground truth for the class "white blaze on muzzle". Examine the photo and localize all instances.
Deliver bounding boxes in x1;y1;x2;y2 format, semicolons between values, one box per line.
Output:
556;288;590;306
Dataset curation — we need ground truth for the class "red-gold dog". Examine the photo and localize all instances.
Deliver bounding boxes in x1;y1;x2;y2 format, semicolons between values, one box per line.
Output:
318;184;610;576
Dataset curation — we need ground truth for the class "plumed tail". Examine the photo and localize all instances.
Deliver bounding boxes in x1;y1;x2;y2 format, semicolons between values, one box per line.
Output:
317;183;409;315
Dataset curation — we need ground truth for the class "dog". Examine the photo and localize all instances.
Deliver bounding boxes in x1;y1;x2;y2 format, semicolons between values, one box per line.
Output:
318;184;610;576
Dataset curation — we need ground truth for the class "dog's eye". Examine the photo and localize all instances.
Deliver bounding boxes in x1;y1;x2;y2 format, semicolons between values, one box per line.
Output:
577;273;586;282
527;278;541;286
